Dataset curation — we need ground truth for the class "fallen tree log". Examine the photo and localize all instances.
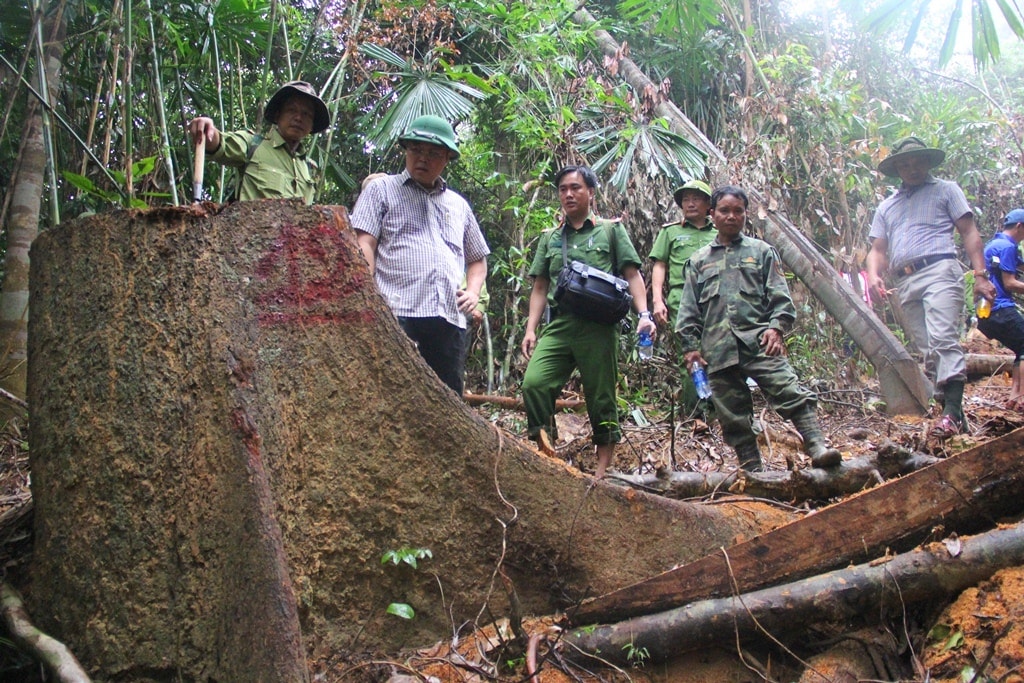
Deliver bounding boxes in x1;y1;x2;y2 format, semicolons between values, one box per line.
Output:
607;440;940;503
464;393;585;411
576;7;930;416
966;352;1016;378
565;522;1024;666
571;426;1024;625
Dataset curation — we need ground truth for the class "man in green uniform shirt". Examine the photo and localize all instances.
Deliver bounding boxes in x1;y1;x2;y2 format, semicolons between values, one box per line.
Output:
650;179;715;418
188;81;329;203
521;165;656;479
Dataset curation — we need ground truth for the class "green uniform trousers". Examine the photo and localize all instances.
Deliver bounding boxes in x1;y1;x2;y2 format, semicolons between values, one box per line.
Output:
523;314;621;446
709;343;815;450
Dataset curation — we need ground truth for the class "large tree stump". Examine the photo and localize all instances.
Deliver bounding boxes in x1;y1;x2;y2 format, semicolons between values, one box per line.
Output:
26;202;783;681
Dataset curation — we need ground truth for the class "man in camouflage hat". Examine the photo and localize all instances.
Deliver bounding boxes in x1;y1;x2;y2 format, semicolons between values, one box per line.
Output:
351;115;489;397
650;178;716;419
189;80;329;202
866;136;996;437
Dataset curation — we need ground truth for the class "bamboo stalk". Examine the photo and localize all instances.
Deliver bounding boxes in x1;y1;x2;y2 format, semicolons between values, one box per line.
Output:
257;0;279;129
144;0;179;205
123;0;133;198
79;0;121;176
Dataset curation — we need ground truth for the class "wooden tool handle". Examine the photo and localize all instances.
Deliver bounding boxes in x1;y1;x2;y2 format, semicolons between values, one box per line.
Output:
192;138;205;202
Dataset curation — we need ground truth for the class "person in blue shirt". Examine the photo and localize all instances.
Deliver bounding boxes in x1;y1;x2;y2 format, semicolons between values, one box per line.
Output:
978;208;1024;410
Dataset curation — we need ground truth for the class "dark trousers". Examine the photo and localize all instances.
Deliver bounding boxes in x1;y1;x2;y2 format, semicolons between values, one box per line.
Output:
979;306;1024;362
398;317;465;396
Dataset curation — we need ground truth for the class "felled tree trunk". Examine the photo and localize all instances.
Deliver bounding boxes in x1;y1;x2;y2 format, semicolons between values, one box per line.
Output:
27;202;783;681
566;522;1024;666
966;352;1016;378
577;7;930;415
608;441;940;503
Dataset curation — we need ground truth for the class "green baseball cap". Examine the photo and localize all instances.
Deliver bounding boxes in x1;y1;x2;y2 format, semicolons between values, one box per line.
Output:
672;179;712;207
398;115;460;159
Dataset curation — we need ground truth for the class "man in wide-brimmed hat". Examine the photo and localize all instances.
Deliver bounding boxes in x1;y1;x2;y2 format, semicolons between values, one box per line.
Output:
189;80;330;202
351;115;489;397
649;178;716;420
866;136;995;438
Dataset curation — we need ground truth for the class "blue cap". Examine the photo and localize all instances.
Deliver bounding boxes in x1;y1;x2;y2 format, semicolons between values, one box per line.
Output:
1004;208;1024;226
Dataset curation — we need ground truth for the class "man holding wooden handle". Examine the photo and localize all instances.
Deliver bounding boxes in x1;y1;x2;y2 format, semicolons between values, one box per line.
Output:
188;81;329;203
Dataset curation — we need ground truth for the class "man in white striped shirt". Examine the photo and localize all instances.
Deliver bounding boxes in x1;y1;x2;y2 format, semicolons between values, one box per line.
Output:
351;116;489;396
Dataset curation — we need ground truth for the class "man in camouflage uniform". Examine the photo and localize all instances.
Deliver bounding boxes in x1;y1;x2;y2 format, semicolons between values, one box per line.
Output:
676;185;841;471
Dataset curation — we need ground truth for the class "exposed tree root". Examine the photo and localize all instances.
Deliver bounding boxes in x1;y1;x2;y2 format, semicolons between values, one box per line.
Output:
1;581;91;682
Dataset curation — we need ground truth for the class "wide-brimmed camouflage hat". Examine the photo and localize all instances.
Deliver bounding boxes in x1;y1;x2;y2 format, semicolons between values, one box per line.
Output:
264;81;330;134
672;179;712;207
877;136;945;177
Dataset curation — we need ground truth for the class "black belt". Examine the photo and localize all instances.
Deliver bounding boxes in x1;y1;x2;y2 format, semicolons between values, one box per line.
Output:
893;253;955;279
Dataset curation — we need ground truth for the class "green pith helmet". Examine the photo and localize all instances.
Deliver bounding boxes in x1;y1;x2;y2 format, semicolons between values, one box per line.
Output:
398;115;460;159
877;136;945;177
264;81;330;134
672;179;712;207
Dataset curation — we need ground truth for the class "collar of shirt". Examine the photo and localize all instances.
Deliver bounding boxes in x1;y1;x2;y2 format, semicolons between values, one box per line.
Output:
267;127;308;157
400;168;448;194
560;212;600;232
897;174;937;196
994;231;1019;246
682;218;714;231
712;232;745;248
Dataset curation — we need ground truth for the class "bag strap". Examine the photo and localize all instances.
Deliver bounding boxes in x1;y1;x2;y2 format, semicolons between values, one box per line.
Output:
233;132;265;201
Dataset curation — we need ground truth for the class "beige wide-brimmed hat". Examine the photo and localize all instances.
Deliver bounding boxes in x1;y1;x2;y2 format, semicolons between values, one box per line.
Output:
877;136;945;177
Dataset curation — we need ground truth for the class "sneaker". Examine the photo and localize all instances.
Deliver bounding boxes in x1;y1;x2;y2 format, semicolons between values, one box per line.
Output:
930;414;963;439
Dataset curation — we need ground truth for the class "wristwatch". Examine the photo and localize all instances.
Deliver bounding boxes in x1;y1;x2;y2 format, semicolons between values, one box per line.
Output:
639;311;653;320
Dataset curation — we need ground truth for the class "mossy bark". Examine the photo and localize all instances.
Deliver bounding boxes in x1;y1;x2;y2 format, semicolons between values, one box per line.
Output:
27;201;784;680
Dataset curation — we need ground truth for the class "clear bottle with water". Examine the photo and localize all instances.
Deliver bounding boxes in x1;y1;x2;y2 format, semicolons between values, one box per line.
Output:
637;330;653;361
691;361;712;399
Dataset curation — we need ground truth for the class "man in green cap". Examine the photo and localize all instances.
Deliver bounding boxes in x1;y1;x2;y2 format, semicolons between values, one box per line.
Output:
351;115;489;397
649;178;716;419
866;136;996;437
189;80;329;203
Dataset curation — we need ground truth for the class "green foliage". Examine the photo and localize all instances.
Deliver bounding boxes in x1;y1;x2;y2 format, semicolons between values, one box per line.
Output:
381;546;432;620
62;156;163;210
385;602;416;619
381;546;433;570
622;639;650;666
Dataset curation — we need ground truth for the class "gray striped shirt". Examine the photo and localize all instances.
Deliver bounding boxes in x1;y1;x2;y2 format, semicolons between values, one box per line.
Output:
869;176;972;271
351;170;489;328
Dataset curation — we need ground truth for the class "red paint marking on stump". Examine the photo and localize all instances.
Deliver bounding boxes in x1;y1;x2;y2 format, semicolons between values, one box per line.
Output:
254;222;375;326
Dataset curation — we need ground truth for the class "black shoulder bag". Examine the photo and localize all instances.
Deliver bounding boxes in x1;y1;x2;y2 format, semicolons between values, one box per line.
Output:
552;222;633;325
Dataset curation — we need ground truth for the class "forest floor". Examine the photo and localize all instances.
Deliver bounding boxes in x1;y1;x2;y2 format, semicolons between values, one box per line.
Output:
2;333;1023;681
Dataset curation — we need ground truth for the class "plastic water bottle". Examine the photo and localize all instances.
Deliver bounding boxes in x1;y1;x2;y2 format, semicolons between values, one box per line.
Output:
976;296;991;319
691;361;712;399
637;331;653;361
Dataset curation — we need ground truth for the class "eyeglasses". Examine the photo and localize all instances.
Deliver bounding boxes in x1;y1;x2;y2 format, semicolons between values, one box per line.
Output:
405;144;448;161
